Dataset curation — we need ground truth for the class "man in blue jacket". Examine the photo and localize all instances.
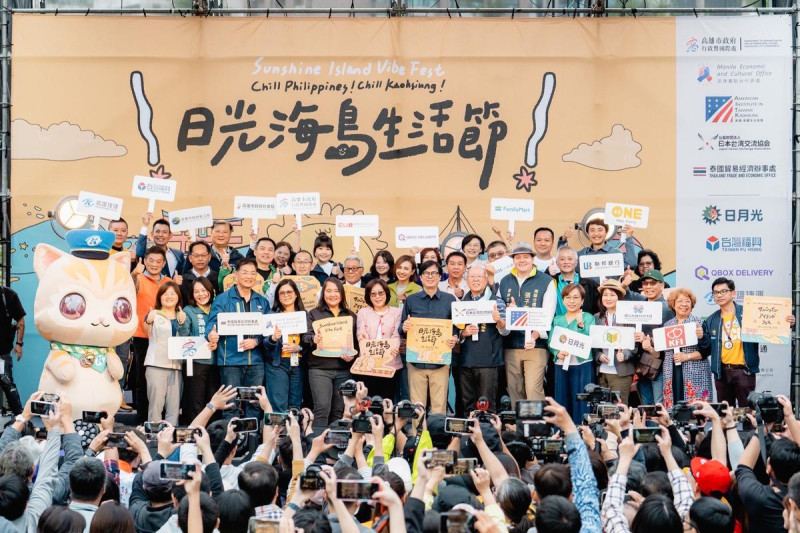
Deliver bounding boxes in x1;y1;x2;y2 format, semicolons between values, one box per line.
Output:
207;258;276;419
702;276;794;407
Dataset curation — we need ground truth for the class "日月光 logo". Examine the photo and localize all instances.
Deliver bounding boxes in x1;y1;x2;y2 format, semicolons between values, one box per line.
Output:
702;205;721;225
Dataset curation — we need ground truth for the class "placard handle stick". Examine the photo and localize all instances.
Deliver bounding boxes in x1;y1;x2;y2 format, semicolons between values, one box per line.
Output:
508;220;516;236
675;347;682;366
635;324;643;333
472;323;479;342
282;333;289;344
91;216;99;230
353;236;360;253
189;228;196;242
252;218;259;235
524;328;531;345
147;198;156;213
295;213;303;230
186;358;194;377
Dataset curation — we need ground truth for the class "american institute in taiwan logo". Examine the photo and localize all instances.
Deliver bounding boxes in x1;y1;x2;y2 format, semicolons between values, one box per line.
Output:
706;96;734;123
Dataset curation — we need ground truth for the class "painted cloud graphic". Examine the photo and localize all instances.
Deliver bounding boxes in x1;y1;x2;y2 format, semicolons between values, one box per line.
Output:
562;124;642;171
11;119;127;160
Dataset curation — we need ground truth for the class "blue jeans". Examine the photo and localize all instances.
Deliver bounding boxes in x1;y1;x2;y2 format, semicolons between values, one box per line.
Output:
265;358;304;413
637;372;664;406
219;364;265;420
554;362;594;425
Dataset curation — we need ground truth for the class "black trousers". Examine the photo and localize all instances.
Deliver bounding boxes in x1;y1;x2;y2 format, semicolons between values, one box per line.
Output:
459;366;500;417
132;337;150;423
180;363;221;425
0;353;22;415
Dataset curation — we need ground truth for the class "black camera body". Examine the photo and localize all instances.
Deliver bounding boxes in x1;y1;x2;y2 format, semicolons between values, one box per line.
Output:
351;413;373;434
576;384;617;405
672;401;701;424
288;407;305;426
339;380;357;397
396;401;418;420
748;391;784;424
299;464;325;491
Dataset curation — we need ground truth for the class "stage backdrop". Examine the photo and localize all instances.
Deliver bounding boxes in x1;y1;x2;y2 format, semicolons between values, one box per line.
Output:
8;15;791;399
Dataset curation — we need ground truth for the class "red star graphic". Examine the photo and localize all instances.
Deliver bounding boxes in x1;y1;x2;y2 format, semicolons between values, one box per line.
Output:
149;165;172;180
513;166;537;192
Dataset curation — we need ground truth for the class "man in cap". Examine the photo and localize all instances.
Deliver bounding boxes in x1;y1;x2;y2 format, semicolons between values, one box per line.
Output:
690;458;732;499
622;269;674;405
497;242;557;405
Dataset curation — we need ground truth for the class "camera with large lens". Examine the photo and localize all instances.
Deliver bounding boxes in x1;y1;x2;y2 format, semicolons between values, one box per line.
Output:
748;391;784;424
576;384;617;405
366;396;384;416
339;380;357;398
396;400;418;420
474;396;493;423
498;395;516;425
298;464;325;490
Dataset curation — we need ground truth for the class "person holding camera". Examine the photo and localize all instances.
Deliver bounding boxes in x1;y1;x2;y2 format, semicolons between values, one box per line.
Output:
603;425;693;533
702;277;795;408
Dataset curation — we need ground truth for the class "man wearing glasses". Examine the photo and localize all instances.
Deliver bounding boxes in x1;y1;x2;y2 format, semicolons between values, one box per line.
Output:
342;256;367;287
179;241;220;304
207;258;274;419
399;260;459;415
702;277;795;407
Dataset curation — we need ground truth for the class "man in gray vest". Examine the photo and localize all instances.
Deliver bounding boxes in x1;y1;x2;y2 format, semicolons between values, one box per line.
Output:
498;242;557;405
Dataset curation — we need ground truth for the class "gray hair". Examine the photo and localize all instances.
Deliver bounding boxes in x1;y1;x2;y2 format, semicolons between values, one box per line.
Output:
467;265;488;278
556;245;578;261
0;441;34;479
343;256;364;268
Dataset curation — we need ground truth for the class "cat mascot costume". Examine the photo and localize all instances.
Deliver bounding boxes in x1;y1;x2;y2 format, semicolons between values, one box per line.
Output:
33;230;136;426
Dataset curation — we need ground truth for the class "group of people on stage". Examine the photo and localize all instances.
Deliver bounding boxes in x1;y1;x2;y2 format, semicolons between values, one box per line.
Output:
115;213;795;427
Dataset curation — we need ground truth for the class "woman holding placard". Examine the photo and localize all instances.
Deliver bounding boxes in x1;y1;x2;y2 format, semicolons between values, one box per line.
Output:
177;277;219;423
356;279;403;400
142;281;185;425
303;277;358;429
549;284;596;424
388;255;422;308
593;280;637;405
662;288;711;408
265;278;307;412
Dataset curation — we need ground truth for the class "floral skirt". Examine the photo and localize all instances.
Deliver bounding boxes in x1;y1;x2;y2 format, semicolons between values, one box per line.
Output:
662;353;712;409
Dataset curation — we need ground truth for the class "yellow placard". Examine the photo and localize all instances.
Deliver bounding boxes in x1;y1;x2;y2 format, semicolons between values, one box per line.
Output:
312;316;357;357
741;296;792;345
352;338;400;378
406;317;452;366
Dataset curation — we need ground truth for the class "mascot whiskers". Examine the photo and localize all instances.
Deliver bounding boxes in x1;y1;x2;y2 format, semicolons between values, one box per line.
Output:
33;230;136;423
